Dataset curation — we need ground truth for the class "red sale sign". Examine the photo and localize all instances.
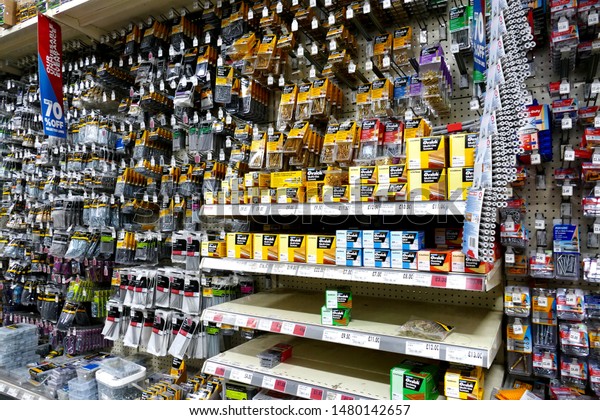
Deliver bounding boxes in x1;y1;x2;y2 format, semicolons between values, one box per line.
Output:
38;13;66;138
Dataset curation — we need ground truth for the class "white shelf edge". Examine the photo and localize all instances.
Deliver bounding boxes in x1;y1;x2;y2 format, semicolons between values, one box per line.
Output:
201;258;500;292
202;359;369;400
201;201;466;217
0;377;49;400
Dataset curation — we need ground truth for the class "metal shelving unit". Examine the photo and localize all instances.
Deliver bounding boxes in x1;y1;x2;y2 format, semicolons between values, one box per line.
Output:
201;258;501;292
201;289;503;368
201;201;466;217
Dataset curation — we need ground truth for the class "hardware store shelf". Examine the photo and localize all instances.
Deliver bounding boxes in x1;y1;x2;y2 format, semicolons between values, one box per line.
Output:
201;201;466;217
203;335;505;400
201;258;502;292
0;375;49;400
201;289;503;368
202;334;397;400
0;0;198;62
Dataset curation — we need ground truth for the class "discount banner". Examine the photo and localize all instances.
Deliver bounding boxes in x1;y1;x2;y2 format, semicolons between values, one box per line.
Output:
38;13;66;138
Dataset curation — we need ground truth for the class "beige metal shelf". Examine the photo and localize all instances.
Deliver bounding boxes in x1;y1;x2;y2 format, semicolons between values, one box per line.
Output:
203;334;506;401
201;257;502;292
202;289;503;368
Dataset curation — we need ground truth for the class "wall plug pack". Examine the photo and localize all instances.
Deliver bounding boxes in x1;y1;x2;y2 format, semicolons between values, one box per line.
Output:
168;316;199;360
182;273;201;315
146;310;172;357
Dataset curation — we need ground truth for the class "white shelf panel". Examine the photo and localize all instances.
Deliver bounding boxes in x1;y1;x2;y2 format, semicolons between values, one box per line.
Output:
201;258;501;292
202;290;503;368
203;334;395;400
201;201;466;217
0;0;198;62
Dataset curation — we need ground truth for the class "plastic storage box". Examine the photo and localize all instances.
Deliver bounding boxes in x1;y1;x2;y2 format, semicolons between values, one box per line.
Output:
96;367;146;400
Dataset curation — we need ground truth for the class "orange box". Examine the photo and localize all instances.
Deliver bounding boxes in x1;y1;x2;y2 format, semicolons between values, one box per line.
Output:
417;249;452;273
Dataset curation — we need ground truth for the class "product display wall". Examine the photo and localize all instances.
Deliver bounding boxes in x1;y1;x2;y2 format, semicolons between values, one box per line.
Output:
0;0;597;402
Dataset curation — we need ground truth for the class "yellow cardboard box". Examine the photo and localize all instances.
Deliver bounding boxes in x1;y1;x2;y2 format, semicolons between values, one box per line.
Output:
279;234;306;263
307;235;336;265
253;234;279;261
226;233;253;259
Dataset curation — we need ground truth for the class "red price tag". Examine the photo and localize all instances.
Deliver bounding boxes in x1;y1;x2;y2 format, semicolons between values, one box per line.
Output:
310;388;324;400
213;314;223;322
466;277;483;291
341;395;354;400
293;325;307;336
247;318;258;329
431;276;447;288
274;379;287;392
215;367;225;376
271;322;282;333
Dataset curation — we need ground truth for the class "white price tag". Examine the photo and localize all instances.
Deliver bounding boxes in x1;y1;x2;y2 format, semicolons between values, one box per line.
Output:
542;358;553;369
596;186;600;197
413;202;429;215
363;2;371;13
329;14;335;25
570;364;581;376
281;322;296;335
594;154;600;165
538;296;548;307
505;252;515;264
562;184;573;196
351;333;381;350
258;319;273;331
329;40;337;51
451;43;460;54
230;369;253;384
204;362;219;375
292;18;298;31
6;387;18;398
405;341;440;359
262;376;276;390
590;12;599;25
536;253;546;264
325;0;333;5
324;329;353;345
310;0;317;7
512;324;524;335
297;384;312;399
512;293;522;304
559;81;570;94
347;8;354;19
566;294;578;305
312;18;318;29
383;0;392;7
530;153;541;164
470;99;480;110
235;315;249;328
297;44;304;56
365;60;373;71
277;2;283;13
594;224;600;234
311;44;318;56
558;18;569;32
564;148;575;161
446;347;485;366
348;62;356;73
535;219;545;230
562;117;572;130
338;268;354;280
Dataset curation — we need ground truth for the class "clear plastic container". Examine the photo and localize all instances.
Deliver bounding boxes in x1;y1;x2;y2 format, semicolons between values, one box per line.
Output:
99;357;144;379
77;363;101;382
96;367;146;400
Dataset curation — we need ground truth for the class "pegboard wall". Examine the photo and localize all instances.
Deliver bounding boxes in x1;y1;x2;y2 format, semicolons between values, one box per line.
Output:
506;44;600;291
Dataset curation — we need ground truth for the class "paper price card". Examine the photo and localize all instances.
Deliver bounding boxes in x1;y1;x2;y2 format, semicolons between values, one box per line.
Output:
405;340;441;359
230;369;253;384
446;347;485;366
257;319;273;331
351;333;382;350
262;376;286;392
297;384;311;399
204;362;225;376
322;329;353;345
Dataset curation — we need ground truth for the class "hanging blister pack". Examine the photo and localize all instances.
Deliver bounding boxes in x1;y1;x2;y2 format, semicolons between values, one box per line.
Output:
507;317;533;376
504;285;531;317
559;322;590;356
533;347;559;379
101;304;123;341
182;274;201;315
123;308;144;348
560;357;588;390
146;310;172;357
171;230;187;264
169;315;197;359
155;268;172;308
557;288;586;321
169;272;185;311
186;232;202;271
